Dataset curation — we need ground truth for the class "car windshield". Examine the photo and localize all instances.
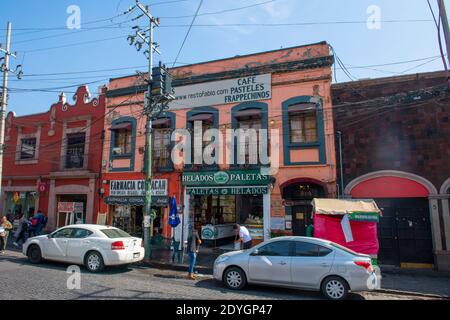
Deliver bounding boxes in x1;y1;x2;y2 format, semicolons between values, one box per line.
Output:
101;228;132;238
330;242;360;256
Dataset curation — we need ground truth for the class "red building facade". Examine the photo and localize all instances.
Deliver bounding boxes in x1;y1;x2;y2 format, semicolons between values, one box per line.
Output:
1;86;106;231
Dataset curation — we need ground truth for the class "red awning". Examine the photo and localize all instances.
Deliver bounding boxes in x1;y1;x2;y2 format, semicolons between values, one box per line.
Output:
110;122;132;130
288;103;316;113
153;118;170;127
234;109;262;118
189;113;214;122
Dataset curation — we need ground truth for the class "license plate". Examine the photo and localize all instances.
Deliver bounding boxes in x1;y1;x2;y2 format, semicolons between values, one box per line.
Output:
133;253;140;258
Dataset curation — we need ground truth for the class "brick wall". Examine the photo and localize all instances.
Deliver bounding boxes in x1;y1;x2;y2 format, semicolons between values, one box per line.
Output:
332;71;450;191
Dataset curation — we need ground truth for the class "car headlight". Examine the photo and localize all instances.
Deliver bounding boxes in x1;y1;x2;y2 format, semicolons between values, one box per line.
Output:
215;255;230;264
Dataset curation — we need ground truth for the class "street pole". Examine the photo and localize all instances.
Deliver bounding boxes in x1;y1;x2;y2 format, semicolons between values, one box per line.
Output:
438;0;450;88
134;1;160;261
0;22;12;200
438;0;450;68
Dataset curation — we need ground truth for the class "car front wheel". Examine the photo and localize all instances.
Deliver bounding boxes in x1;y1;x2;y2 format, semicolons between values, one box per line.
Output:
85;251;105;273
223;267;247;290
27;245;43;264
321;276;349;300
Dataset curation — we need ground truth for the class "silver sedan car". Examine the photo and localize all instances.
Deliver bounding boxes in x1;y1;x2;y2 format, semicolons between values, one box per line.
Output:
213;236;381;300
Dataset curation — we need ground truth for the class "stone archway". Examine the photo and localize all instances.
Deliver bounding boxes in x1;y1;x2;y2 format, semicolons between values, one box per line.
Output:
344;170;440;267
344;170;438;197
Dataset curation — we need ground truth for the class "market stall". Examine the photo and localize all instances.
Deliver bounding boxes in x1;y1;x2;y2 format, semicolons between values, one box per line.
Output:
311;198;382;263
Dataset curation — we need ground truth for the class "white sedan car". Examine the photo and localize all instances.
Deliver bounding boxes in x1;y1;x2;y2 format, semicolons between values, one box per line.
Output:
23;224;145;272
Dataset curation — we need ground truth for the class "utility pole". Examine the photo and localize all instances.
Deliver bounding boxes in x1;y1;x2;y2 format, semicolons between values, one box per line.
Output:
0;22;22;199
438;0;450;66
128;1;173;261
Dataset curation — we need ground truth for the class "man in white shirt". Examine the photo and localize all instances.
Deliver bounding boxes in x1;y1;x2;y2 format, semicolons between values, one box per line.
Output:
234;224;252;250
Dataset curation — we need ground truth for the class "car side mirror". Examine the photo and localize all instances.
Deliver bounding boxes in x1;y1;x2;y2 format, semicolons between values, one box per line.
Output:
250;249;259;256
47;234;52;239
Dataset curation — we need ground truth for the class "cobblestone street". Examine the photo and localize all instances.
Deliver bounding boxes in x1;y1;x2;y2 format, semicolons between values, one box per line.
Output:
0;251;445;300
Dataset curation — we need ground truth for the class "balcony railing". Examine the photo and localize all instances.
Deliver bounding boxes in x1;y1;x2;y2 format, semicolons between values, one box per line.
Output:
51;154;91;172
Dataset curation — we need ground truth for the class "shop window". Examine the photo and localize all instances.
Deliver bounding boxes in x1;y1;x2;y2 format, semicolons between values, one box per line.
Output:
152;118;171;169
20;138;37;160
236;194;263;225
289;105;318;143
111;123;132;156
65;132;86;169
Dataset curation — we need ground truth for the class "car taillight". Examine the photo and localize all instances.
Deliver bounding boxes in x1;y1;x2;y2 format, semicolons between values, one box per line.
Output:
111;241;125;250
354;260;374;272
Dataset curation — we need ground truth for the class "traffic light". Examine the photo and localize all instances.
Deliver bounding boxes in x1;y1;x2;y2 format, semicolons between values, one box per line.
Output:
151;63;172;97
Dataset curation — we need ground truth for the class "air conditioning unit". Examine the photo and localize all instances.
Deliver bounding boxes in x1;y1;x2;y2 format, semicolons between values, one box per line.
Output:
113;147;122;155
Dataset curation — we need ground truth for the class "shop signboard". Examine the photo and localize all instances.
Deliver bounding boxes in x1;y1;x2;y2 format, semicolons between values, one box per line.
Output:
109;179;168;197
104;196;168;207
169;74;271;110
187;186;268;196
349;212;380;222
182;170;271;187
58;202;84;213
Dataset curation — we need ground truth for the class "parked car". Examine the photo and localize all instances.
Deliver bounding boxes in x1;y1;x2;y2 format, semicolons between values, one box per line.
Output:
213;236;381;300
22;224;145;272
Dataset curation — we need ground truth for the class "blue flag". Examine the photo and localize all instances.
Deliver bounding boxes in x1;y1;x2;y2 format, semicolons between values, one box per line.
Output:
168;196;180;228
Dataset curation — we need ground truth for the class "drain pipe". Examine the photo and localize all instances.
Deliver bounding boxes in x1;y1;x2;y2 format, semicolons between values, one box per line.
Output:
336;131;345;198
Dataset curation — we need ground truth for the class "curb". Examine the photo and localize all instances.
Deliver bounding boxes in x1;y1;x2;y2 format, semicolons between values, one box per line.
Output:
374;288;450;299
140;261;214;275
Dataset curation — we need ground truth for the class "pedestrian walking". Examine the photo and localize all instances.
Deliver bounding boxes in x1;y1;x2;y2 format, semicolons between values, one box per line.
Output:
13;215;29;247
187;227;201;280
0;216;13;254
34;210;48;236
234;224;252;250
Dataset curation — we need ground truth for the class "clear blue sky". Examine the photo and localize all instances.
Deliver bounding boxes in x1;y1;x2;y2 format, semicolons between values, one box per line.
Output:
1;0;448;115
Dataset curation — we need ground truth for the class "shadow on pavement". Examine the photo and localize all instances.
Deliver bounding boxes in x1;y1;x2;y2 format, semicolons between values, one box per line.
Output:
0;251;135;275
193;278;365;300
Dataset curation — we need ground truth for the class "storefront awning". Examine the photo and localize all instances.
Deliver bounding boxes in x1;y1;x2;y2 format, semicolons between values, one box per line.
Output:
110;122;132;130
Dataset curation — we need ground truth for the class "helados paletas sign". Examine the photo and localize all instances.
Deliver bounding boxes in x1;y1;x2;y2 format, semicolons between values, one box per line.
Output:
182;170;271;187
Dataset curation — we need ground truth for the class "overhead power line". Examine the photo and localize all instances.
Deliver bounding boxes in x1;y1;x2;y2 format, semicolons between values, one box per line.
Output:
172;0;204;67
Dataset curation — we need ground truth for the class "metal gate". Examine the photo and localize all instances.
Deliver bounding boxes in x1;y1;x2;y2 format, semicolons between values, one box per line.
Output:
375;198;433;266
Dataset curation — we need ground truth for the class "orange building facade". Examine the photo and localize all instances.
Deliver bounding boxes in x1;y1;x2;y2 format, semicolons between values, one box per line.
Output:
1;86;106;230
102;42;337;246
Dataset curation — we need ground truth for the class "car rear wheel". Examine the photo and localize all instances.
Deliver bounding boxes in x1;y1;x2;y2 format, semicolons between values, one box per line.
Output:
321;276;349;300
27;245;42;264
85;251;105;273
223;267;246;290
